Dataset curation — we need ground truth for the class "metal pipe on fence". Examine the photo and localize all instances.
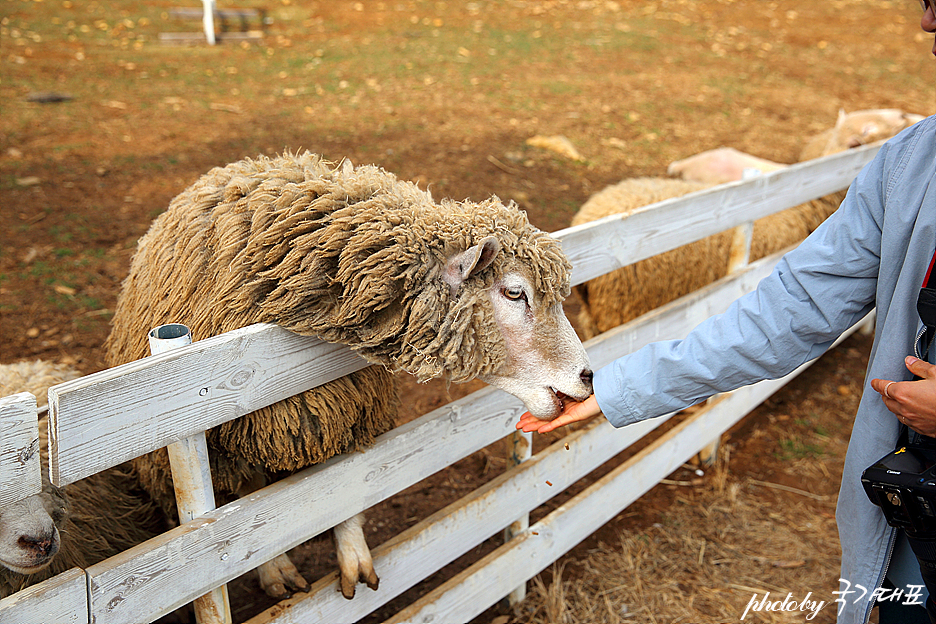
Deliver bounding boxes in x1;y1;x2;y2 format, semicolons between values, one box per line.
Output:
149;323;231;624
503;429;532;606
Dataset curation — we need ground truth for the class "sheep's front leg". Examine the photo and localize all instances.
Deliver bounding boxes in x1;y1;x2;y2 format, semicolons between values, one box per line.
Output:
334;512;379;599
256;553;311;599
237;476;311;599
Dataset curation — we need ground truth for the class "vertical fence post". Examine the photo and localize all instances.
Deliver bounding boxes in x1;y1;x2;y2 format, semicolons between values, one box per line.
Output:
503;429;532;606
148;324;231;624
696;219;754;466
202;0;216;45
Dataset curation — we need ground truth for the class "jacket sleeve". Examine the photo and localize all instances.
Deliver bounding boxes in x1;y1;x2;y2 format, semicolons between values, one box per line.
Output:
593;152;888;428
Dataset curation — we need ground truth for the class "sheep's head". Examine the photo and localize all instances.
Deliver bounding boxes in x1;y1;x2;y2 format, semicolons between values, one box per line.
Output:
455;242;593;419
0;485;66;576
825;109;926;155
421;202;592;420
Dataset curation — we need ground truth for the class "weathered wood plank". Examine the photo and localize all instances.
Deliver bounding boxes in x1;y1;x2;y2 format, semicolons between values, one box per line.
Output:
48;323;368;486
0;568;88;624
0;393;42;507
555;142;879;287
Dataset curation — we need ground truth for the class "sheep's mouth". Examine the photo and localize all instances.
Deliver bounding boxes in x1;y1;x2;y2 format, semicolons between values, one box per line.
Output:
0;556;54;575
548;387;581;415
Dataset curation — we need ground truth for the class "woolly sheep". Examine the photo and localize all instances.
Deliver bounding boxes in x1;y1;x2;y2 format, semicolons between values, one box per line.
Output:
104;152;593;600
0;359;81;409
0;361;170;599
669;109;924;186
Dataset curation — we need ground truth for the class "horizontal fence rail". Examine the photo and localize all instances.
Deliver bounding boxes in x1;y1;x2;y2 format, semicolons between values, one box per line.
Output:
559;142;879;286
0;142;881;624
48;324;369;486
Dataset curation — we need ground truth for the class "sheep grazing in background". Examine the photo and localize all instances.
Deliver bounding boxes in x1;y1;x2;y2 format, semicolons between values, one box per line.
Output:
105;152;592;600
0;361;170;599
798;108;924;162
574;108;923;338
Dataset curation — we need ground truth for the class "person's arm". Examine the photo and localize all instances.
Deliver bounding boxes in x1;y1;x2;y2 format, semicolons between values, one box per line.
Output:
551;151;887;432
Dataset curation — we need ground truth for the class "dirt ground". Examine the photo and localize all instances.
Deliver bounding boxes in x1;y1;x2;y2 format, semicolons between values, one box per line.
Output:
1;0;934;622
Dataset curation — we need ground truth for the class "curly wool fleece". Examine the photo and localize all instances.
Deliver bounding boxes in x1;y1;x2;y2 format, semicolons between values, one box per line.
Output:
105;152;571;502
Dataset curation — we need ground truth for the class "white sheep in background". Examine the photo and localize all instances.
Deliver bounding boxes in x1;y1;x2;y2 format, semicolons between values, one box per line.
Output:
104;152;593;599
798;108;925;161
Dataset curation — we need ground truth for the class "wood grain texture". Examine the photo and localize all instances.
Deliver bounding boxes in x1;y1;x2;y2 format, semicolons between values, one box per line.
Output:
48;323;368;486
0;392;41;507
0;568;87;624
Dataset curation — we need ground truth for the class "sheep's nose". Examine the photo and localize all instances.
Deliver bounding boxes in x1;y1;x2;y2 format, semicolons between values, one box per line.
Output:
580;369;594;393
19;534;55;556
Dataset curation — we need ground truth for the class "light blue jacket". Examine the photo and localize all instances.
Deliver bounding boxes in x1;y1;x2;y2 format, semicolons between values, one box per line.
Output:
593;115;936;624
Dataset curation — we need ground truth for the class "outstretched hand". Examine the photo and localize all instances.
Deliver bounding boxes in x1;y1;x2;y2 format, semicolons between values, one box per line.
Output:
871;356;936;437
515;394;603;434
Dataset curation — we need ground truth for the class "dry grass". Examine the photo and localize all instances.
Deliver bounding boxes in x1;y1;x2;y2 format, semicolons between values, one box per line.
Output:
517;446;843;624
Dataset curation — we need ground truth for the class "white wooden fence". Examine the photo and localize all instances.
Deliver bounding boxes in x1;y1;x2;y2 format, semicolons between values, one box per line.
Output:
0;144;880;624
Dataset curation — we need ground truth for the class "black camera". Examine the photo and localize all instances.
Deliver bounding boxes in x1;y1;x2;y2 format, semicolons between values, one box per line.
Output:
862;445;936;535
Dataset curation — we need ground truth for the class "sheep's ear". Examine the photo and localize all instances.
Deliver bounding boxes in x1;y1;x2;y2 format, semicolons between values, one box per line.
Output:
835;108;847;128
443;236;501;293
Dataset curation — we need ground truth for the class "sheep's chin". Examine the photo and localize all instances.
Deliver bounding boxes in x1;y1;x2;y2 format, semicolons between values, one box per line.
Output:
0;556;55;575
525;390;564;420
478;373;590;420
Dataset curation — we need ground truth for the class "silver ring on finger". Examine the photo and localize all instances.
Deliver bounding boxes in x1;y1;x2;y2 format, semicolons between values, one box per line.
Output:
884;381;896;400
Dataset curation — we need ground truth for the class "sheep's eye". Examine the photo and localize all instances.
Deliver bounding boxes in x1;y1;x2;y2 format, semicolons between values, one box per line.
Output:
503;287;526;301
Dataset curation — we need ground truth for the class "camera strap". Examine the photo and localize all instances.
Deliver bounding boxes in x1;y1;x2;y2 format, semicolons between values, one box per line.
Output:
895;248;936;449
919;247;936;361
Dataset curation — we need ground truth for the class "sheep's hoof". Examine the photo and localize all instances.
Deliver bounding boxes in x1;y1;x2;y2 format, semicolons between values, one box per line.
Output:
339;566;380;600
257;553;311;599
